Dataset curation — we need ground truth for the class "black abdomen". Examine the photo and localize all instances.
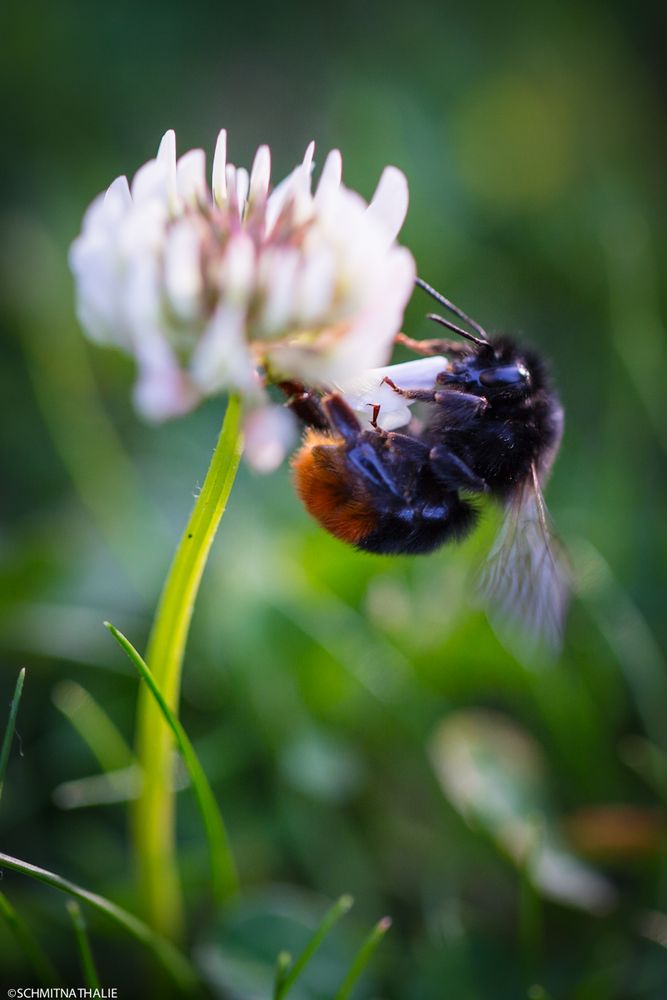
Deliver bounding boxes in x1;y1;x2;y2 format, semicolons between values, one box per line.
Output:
357;492;478;555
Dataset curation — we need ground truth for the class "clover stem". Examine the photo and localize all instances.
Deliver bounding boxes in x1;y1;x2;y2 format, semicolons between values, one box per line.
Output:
132;395;243;939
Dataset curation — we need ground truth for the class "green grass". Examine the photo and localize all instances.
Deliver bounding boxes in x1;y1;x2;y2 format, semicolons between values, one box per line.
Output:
67;900;102;990
0;669;25;805
0;853;198;993
0;891;61;985
273;894;353;999
106;620;238;904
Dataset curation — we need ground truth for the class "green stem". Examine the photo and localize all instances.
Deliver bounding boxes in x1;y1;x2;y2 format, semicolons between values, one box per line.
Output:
67;900;101;989
275;894;353;1000
132;395;243;939
0;668;26;804
332;916;392;1000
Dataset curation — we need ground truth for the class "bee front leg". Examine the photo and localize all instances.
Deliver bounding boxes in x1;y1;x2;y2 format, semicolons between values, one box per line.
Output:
278;380;329;431
429;445;488;493
433;390;488;426
321;393;364;443
381;376;436;401
382;378;487;420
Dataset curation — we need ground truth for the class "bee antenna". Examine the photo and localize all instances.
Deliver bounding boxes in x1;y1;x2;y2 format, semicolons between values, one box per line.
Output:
426;312;489;348
416;277;490;344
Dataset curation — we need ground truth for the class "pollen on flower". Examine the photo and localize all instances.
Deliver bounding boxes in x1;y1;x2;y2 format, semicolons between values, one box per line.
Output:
70;128;415;467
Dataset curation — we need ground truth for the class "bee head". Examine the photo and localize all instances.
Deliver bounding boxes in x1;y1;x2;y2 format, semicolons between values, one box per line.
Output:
415;279;551;403
437;338;537;398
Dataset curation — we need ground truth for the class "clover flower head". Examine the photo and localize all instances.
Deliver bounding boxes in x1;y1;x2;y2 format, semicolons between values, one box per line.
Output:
70;129;415;465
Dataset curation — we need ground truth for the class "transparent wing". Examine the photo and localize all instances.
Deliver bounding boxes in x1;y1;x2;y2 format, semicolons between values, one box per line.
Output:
478;465;570;659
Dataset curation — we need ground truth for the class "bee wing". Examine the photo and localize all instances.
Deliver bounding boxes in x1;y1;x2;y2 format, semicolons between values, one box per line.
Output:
478;465;570;658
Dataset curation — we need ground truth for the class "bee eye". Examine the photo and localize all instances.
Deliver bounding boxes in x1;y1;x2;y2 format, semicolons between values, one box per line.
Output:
479;365;529;387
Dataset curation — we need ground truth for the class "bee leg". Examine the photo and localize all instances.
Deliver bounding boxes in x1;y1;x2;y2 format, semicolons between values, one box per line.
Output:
429;445;488;493
321;393;363;443
385;431;430;457
383;378;488;418
381;376;437;400
278;380;329;431
433;390;488;426
396;333;472;358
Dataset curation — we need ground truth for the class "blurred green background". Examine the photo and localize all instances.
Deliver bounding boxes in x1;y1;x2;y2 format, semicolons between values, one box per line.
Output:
1;0;667;996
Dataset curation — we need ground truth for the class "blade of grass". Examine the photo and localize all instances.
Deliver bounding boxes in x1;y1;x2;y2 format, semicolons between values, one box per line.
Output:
0;852;198;993
52;680;134;773
273;951;292;1000
332;916;392;1000
0;668;26;804
274;894;354;1000
0;891;61;985
67;900;101;989
106;622;238;903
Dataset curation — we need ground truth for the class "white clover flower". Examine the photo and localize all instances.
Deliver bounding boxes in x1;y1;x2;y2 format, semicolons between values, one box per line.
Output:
69;129;416;457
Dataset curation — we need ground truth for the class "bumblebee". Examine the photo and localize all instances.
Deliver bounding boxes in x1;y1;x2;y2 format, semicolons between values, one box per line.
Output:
285;279;569;650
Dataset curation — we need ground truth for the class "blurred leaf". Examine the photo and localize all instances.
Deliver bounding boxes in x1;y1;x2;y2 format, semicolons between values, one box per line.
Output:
279;730;364;804
430;710;615;913
196;942;276;1000
199;889;356;1000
